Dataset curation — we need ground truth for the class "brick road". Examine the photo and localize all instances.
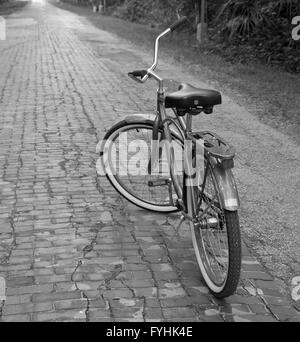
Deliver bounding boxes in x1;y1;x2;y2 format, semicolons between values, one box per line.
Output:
0;1;299;322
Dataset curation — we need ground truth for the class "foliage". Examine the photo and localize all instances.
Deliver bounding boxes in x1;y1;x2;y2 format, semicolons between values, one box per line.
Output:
73;0;300;73
215;0;267;38
212;0;300;72
111;0;151;23
109;0;192;26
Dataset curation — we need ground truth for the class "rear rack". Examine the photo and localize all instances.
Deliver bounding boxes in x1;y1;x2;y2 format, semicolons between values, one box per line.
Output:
190;131;236;160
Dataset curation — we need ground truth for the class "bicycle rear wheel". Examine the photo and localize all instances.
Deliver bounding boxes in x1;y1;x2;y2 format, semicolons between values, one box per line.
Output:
187;160;241;298
100;121;182;212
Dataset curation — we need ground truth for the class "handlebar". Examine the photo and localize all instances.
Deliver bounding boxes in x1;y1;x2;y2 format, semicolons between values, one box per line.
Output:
128;17;188;84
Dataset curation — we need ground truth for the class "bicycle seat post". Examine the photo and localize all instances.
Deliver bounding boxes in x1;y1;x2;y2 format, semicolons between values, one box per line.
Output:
186;114;193;133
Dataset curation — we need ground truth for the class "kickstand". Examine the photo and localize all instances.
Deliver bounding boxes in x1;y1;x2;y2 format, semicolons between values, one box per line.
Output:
171;215;186;239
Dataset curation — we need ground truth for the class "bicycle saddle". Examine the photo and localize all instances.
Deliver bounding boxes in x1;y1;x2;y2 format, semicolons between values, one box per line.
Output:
165;83;222;110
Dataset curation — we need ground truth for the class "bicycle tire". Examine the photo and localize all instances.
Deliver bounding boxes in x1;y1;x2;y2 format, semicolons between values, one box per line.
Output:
187;161;241;298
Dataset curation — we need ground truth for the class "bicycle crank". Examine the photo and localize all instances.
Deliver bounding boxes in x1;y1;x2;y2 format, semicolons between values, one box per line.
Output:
148;178;177;207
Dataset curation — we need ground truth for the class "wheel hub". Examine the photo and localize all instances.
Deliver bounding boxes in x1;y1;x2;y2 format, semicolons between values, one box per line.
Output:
195;217;219;230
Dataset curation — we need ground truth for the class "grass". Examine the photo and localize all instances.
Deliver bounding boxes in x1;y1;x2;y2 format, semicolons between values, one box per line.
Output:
0;0;30;16
54;1;300;143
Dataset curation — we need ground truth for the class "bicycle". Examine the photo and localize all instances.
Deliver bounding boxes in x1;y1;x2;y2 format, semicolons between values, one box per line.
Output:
99;17;241;298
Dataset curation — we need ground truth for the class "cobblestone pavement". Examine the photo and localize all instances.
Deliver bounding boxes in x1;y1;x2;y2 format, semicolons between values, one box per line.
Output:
0;1;299;322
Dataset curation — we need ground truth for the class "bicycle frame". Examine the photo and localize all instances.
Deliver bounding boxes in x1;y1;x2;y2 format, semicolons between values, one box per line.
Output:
150;91;200;212
151;96;240;213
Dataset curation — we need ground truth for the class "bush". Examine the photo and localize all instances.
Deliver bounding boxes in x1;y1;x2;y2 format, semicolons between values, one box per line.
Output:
72;0;300;73
110;0;194;26
212;0;300;72
112;0;150;23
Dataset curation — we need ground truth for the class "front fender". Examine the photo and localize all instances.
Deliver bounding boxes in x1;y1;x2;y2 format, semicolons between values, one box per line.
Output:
122;113;157;125
210;158;240;211
103;113;183;141
98;114;158;172
101;114;156;141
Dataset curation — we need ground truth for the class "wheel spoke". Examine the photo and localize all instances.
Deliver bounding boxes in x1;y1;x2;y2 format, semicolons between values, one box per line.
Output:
190;163;230;288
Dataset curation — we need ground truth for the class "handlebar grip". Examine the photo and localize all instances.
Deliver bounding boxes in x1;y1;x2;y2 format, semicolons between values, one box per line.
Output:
169;16;188;32
128;70;148;78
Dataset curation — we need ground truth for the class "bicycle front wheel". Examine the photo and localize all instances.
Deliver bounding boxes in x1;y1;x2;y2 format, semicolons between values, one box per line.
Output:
100;121;183;212
187;161;241;298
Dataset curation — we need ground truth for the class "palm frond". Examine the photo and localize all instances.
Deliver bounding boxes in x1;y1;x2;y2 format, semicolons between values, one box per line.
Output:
215;0;265;39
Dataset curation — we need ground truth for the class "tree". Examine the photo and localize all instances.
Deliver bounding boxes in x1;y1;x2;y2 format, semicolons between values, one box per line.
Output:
195;0;207;43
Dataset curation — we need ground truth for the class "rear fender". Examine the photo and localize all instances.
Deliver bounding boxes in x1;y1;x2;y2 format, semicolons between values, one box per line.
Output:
210;158;240;211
